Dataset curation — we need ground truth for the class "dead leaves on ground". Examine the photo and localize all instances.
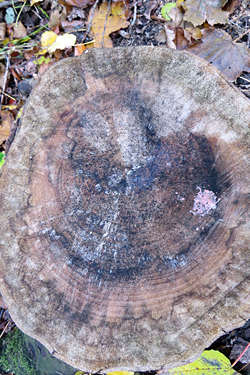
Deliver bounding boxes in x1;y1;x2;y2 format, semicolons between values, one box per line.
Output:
183;0;229;26
160;0;250;81
90;1;130;48
0;111;13;146
188;28;250;81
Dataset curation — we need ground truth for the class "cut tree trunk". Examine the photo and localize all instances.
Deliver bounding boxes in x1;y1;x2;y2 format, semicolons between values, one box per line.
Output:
0;47;250;372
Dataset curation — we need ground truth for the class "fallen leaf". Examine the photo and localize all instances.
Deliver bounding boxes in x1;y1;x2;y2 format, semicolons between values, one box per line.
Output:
162;350;239;374
164;26;176;49
48;8;67;29
74;44;87;56
30;0;43;6
74;41;94;56
0;110;14;145
47;33;76;52
59;0;95;8
67;7;85;21
11;22;27;39
34;56;51;65
166;6;184;28
185;25;202;40
174;26;190;49
187;28;250;81
0;23;6;40
223;0;241;14
161;2;177;21
144;0;158;20
90;2;130;48
41;30;58;51
38;60;54;75
0;63;7;89
183;0;229;26
61;20;84;32
156;29;167;43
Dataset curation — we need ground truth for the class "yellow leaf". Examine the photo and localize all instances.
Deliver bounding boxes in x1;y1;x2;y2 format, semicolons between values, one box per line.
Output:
110;1;129;18
47;33;76;53
107;372;134;375
90;2;130;48
30;0;43;6
41;31;58;51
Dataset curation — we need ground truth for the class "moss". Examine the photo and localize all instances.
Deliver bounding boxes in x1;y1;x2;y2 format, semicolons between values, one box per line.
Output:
0;328;36;375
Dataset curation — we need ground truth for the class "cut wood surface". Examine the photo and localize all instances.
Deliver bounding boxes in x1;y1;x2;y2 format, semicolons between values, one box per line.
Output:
0;47;250;372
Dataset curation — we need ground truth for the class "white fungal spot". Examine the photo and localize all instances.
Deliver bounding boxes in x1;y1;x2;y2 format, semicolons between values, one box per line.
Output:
191;187;220;217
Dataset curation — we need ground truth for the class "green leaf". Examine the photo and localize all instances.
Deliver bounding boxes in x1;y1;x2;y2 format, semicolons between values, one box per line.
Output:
163;350;239;374
0;152;5;169
161;2;176;21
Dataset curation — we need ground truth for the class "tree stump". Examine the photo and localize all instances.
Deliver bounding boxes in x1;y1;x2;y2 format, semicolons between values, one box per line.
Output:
0;47;250;372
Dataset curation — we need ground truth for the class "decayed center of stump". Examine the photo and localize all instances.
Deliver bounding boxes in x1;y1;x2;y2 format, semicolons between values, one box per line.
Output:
30;87;227;283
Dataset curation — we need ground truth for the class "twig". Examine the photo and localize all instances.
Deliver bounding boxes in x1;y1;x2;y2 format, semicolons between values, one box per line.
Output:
131;1;137;26
32;5;43;21
12;0;17;14
239;76;250;84
232;341;250;368
150;15;168;22
1;56;10;106
83;0;99;41
15;0;26;25
0;321;11;340
0;90;15;100
0;0;20;8
234;28;250;43
37;5;49;19
101;0;111;48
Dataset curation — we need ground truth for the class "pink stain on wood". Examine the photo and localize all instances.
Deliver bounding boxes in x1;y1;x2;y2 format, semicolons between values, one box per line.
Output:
191;187;220;216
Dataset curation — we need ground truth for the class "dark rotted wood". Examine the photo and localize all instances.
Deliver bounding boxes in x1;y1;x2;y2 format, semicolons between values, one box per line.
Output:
0;47;250;372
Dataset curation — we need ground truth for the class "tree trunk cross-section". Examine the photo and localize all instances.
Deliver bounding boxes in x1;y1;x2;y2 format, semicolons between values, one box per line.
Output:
0;47;250;372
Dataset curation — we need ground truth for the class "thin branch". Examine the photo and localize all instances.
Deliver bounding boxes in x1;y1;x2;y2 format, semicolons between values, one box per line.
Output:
83;0;99;41
234;28;250;43
0;0;20;9
1;56;10;106
232;341;250;368
101;0;111;48
0;321;11;340
131;1;137;27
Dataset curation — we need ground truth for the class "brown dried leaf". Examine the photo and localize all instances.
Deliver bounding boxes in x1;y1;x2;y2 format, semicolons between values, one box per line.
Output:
48;8;67;29
222;0;240;15
11;22;27;39
144;0;158;20
183;0;228;26
0;110;14;145
59;0;95;8
164;26;176;49
187;28;250;81
165;25;190;50
174;27;190;49
0;63;6;89
0;23;6;40
90;2;130;48
74;44;87;56
61;20;84;31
